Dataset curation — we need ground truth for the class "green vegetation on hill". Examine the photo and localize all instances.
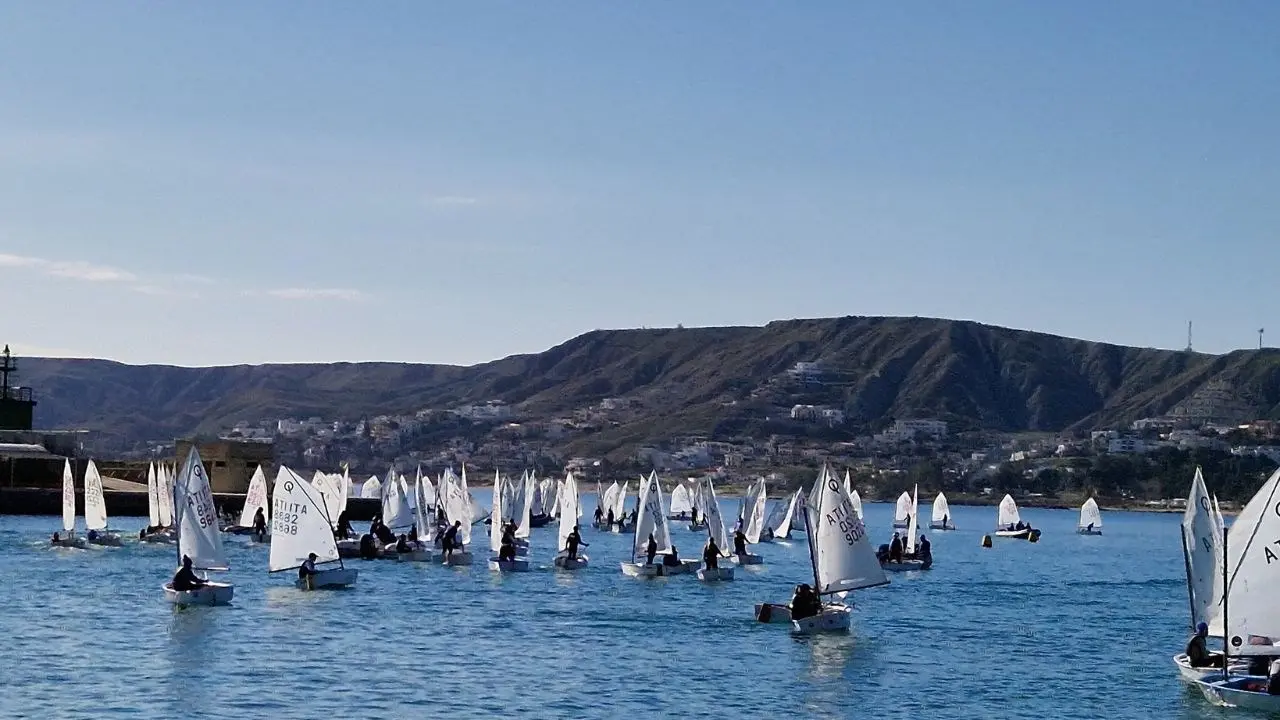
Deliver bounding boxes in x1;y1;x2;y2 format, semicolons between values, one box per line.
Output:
18;316;1280;453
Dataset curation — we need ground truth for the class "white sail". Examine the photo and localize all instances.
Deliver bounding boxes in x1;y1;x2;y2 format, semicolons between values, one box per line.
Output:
702;478;731;553
382;472;413;531
62;459;76;532
517;474;534;540
808;465;889;595
558;472;580;553
931;493;950;524
632;471;672;558
905;485;919;554
849;488;863;519
894;492;912;525
997;494;1021;528
269;466;340;571
769;490;802;538
1216;467;1280;645
1078;498;1102;529
84;459;108;531
744;478;767;544
461;466;486;525
174;447;229;571
669;483;693;516
238;466;270;528
157;463;174;527
361;475;382;499
414;475;433;540
441;471;472;545
146;462;160;527
489;471;505;553
1184;467;1223;630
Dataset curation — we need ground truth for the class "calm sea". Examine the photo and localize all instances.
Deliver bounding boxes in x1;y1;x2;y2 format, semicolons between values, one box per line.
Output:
1;495;1230;719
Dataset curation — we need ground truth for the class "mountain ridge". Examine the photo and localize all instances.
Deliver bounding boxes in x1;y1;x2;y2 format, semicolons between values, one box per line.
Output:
13;316;1280;453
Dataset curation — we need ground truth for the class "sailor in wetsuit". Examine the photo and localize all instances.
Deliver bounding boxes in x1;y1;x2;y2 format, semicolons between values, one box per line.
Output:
566;526;587;560
171;555;208;592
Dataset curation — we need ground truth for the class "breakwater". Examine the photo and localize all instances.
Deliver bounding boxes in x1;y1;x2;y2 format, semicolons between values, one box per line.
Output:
0;488;381;521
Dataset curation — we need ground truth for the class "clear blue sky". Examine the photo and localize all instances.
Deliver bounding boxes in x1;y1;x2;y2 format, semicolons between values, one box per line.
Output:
2;2;1277;366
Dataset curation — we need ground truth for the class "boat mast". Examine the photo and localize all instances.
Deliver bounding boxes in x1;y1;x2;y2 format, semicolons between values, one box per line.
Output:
1179;531;1197;630
805;473;822;596
1221;525;1229;679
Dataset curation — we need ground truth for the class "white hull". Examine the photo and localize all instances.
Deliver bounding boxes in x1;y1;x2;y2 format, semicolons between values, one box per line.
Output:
296;567;358;590
488;557;531;572
880;558;931;568
731;552;763;565
396;549;434;563
87;532;123;547
222;525;268;537
553;554;589;570
163;581;234;606
754;602;792;624
791;604;853;635
621;560;697;577
928;522;954;531
441;551;473;567
1172;653;1247;683
1197;677;1280;711
696;567;734;582
687;522;707;532
1076;528;1102;535
336;539;362;558
139;530;175;545
995;529;1032;539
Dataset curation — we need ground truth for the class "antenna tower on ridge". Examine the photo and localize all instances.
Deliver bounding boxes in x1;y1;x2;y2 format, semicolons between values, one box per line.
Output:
1186;321;1193;352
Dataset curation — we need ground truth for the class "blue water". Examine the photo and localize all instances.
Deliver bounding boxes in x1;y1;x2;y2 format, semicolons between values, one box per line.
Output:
0;497;1236;719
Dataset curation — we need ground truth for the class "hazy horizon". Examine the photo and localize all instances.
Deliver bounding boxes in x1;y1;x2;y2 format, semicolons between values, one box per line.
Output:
4;3;1277;365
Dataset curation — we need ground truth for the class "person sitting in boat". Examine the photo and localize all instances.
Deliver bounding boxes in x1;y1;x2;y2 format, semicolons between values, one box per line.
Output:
171;555;208;592
51;532;62;545
395;535;411;553
359;533;379;560
645;533;658;565
1186;622;1224;668
690;507;699;525
628;508;638;527
442;521;462;560
733;528;748;556
663;545;680;567
566;526;587;560
593;506;604;527
335;511;353;540
498;529;517;562
918;535;932;564
888;533;903;563
374;520;396;546
790;584;820;621
87;529;99;543
1269;659;1280;695
299;552;318;582
606;509;615;528
703;537;720;570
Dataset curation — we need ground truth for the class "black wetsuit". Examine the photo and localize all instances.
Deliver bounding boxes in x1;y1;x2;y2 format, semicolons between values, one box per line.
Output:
171;566;205;592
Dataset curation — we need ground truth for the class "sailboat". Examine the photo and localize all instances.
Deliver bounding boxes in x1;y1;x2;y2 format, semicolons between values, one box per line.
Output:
269;466;357;590
611;480;631;533
695;476;735;581
732;479;766;565
398;472;435;563
52;459;86;548
1076;497;1103;535
554;472;589;569
764;489;804;541
83;459;123;546
380;472;415;552
224;466;270;539
843;471;861;523
994;494;1037;540
489;470;532;572
1196;466;1280;708
668;481;694;520
930;492;953;530
163;448;234;606
622;472;693;577
892;491;912;529
1175;467;1231;682
688;478;709;531
882;484;931;571
754;465;890;633
439;470;475;566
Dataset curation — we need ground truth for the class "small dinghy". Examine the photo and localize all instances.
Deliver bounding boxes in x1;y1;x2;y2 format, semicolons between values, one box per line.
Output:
668;481;694;521
83;460;123;547
994;494;1037;539
1176;467;1227;682
52;459;87;549
730;478;767;564
554;472;590;569
621;472;691;577
694;476;735;578
224;465;271;538
437;469;474;567
892;491;911;529
696;567;734;582
397;474;435;562
163;448;234;606
881;486;932;571
489;472;533;572
929;492;954;530
1197;675;1280;712
755;465;889;635
270;466;358;590
1076;497;1102;535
